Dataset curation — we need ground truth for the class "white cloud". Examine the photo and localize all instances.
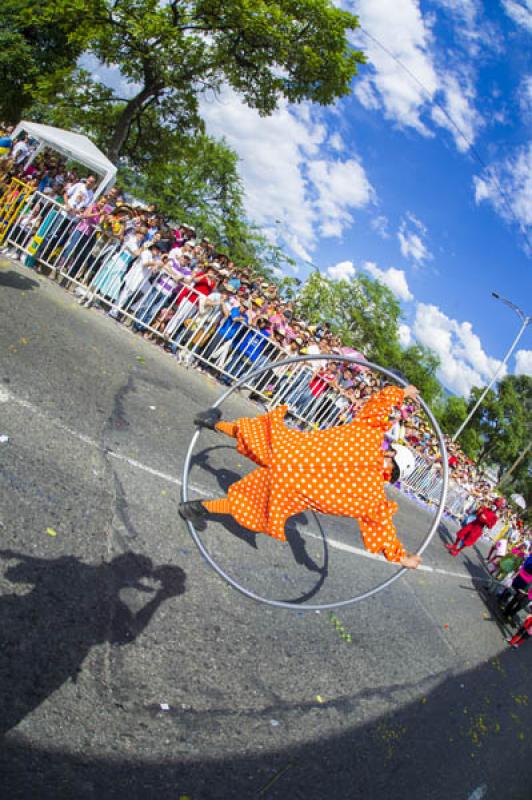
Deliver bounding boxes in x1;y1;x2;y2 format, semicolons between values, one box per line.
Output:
327;260;356;281
201;88;375;259
397;213;432;264
433;0;504;57
413;303;505;396
307;159;375;238
501;0;532;32
371;214;390;238
352;0;439;134
398;323;413;347
473;143;532;240
434;0;479;25
350;0;483;150
515;349;532;376
431;71;482;152
328;132;345;151
363;261;413;301
518;74;532;119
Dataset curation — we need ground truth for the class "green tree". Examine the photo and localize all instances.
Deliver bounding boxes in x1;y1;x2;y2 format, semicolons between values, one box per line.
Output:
27;0;365;163
472;375;531;472
434;395;482;458
394;344;442;406
0;0;90;122
296;271;402;363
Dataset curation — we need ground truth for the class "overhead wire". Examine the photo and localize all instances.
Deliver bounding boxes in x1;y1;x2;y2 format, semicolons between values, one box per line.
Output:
358;24;532;254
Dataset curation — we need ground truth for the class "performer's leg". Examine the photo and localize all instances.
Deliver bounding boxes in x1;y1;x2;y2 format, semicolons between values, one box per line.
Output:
508;631;526;648
194;407;240;438
215;421;238;439
202;498;231;514
179;497;231;523
446;536;463;555
194;406;222;430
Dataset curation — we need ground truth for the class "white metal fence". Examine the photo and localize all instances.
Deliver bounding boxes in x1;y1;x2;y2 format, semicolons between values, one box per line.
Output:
3;187;469;518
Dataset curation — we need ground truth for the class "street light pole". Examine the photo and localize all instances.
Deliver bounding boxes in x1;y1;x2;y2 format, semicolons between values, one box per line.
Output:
452;293;531;442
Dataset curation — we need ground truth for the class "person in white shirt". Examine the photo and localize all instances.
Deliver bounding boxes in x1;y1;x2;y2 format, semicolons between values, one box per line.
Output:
11;134;31;165
109;236;157;319
64;176;96;212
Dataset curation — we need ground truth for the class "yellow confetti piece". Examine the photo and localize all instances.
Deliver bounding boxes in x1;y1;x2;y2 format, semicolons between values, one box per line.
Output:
316;695;324;704
20;337;28;345
421;698;427;704
46;527;58;537
161;490;167;496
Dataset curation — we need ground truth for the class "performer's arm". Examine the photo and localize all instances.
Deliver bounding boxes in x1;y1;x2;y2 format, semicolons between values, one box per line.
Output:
358;500;407;563
354;386;405;431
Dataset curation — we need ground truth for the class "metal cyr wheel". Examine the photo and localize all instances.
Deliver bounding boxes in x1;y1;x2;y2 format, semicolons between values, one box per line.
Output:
181;354;449;611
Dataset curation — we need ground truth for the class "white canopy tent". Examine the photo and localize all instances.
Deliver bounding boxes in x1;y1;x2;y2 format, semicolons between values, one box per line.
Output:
12;121;117;199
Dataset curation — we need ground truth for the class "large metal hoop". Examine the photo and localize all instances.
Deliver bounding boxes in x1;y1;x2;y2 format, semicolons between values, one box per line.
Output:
181;354;448;611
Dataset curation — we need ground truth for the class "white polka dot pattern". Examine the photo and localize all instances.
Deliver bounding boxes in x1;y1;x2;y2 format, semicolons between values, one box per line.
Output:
225;386;407;563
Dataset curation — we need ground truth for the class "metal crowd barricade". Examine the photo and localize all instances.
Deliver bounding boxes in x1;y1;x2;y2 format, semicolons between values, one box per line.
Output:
401;452;469;518
0;176;34;244
3;196;471;519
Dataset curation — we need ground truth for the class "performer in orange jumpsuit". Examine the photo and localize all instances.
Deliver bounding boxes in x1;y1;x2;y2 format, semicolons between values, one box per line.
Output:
180;384;423;569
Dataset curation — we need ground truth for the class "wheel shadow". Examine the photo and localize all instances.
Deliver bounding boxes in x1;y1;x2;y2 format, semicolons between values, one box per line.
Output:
459;553;515;639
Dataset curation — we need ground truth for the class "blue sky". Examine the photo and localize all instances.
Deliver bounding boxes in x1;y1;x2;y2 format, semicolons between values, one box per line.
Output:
199;0;532;396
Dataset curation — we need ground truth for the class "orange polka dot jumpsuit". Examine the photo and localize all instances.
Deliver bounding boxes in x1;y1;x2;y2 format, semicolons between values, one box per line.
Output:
203;386;407;563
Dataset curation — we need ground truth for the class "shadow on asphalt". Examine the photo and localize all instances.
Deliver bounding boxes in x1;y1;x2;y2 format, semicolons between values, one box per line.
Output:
1;637;531;799
460;554;521;639
437;519;455;547
0;269;39;291
0;549;186;737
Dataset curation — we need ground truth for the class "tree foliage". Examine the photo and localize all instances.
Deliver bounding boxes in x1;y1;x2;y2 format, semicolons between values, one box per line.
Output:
293;271;444;405
15;0;365;163
296;271;402;358
0;0;90;121
472;376;531;469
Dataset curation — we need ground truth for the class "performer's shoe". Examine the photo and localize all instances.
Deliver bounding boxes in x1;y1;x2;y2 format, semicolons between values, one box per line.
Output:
179;500;209;527
194;407;222;430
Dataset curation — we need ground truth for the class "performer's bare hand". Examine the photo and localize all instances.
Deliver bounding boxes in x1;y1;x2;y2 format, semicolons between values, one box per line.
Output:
400;553;422;569
403;385;420;400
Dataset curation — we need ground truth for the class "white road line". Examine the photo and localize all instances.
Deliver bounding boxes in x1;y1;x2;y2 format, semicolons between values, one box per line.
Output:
4;389;481;582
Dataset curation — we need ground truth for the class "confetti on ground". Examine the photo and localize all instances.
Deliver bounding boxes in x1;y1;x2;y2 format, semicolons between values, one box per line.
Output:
161;490;167;496
316;695;325;704
19;337;28;345
0;434;9;444
149;405;156;410
160;703;170;711
46;527;58;537
135;356;145;364
328;612;353;643
270;719;280;727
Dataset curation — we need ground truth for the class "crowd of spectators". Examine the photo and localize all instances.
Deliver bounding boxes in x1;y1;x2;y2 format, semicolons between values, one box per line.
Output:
0;125;526;527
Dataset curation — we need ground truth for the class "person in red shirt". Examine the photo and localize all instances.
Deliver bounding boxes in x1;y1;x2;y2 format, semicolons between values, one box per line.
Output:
445;497;505;556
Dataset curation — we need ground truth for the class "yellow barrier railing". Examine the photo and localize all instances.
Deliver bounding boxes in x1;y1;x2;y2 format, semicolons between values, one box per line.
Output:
0;176;34;244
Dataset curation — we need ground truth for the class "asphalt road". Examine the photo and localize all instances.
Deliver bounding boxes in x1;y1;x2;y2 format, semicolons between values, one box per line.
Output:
1;257;531;800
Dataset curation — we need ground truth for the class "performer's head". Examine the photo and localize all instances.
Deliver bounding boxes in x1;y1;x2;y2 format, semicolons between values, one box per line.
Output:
385;444;416;484
493;497;506;511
